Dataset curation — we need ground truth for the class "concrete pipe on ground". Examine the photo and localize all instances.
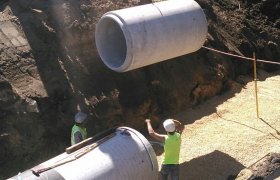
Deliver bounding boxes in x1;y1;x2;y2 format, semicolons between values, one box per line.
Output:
8;127;158;180
95;0;208;72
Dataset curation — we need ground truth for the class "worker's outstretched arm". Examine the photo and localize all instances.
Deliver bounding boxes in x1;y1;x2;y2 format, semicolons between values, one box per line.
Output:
173;119;185;134
145;119;165;143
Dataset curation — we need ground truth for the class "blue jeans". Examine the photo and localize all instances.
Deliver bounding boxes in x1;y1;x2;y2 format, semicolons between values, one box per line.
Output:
160;164;179;180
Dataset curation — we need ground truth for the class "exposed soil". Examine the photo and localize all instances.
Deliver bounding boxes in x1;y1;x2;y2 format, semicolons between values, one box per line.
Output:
0;0;279;179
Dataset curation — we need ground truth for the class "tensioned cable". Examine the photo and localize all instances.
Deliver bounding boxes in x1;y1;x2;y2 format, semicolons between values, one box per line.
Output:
202;46;280;65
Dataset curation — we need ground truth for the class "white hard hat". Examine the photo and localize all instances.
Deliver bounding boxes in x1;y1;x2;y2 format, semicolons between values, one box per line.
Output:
163;119;175;132
75;112;87;123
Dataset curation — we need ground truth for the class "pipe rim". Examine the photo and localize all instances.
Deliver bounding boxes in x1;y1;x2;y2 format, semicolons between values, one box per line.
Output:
95;13;133;72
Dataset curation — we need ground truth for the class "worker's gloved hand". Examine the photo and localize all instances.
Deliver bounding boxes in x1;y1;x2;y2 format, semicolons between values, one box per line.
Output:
145;119;151;123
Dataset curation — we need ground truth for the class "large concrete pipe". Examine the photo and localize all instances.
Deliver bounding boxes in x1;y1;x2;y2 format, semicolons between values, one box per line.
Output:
95;0;208;72
8;127;158;180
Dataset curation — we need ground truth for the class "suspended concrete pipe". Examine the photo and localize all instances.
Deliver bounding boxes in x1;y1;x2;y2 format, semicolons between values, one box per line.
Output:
8;127;158;180
95;0;208;72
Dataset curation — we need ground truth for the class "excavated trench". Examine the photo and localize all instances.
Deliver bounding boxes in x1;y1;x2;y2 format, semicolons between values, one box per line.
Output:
0;0;279;179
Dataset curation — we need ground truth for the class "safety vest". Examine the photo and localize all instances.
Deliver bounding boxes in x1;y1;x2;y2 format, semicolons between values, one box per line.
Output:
162;132;181;164
71;124;87;145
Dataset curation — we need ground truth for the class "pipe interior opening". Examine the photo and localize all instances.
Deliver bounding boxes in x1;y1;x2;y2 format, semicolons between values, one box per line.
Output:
96;17;127;69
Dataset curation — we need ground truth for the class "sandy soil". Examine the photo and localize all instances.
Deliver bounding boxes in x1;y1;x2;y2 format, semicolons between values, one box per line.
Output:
154;70;280;180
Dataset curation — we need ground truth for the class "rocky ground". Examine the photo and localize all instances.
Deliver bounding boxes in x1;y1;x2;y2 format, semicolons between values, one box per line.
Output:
0;0;279;179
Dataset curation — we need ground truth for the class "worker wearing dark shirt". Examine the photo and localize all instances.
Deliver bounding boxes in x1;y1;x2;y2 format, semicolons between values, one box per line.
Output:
71;112;88;145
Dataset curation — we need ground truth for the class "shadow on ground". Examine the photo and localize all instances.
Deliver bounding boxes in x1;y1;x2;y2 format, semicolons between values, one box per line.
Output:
179;150;245;180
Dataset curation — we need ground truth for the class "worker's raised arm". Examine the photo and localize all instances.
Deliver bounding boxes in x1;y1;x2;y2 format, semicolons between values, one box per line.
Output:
173;119;185;134
145;119;165;143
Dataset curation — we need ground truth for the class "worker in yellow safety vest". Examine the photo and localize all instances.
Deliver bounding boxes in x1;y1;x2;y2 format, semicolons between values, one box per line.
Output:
145;118;184;180
71;112;88;145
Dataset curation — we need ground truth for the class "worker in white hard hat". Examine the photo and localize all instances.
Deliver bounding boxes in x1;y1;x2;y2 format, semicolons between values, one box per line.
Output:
71;112;88;145
145;118;184;180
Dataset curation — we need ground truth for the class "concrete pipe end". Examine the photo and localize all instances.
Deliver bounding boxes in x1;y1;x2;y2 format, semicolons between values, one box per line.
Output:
95;14;132;72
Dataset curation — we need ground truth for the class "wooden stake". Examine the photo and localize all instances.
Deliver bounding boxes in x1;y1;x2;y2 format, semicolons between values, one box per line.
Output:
253;52;259;118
